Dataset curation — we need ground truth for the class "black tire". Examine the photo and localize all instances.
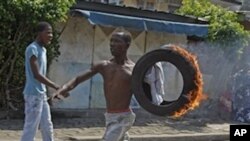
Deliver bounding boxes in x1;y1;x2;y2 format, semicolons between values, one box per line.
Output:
131;45;197;116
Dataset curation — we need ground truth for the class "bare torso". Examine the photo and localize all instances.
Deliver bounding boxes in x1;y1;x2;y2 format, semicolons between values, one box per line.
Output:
98;59;135;112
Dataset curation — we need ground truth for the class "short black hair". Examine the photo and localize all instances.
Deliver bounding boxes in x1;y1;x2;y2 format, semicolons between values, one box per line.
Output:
113;30;132;46
36;21;51;33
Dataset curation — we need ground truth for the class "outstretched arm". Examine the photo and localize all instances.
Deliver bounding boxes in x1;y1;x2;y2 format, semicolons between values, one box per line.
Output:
55;62;104;96
59;69;97;94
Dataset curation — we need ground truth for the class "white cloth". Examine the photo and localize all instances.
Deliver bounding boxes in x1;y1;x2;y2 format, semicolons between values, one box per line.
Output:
102;111;136;141
144;62;165;105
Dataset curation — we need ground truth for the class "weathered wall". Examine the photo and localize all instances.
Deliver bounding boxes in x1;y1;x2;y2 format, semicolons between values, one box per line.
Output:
48;17;188;109
49;17;94;109
48;16;235;120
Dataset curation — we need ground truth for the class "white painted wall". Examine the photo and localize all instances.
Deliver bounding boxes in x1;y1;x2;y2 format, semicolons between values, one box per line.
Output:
48;17;199;109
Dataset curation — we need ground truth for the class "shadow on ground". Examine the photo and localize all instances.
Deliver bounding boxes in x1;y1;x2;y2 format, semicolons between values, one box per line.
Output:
0;108;231;132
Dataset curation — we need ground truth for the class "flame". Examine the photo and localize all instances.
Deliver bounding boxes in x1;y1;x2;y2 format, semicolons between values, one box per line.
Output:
168;45;207;118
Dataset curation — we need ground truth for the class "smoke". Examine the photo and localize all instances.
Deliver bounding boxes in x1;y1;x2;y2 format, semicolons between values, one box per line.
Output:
187;38;248;91
183;37;250;119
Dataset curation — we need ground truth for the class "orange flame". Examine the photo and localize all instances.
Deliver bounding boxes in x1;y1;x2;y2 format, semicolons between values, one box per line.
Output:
169;45;207;118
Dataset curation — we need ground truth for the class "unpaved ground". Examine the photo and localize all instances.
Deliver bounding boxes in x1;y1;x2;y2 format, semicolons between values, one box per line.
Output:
0;111;230;141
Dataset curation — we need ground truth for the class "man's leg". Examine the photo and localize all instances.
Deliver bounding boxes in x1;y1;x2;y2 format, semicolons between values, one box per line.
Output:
102;112;136;141
21;95;43;141
40;94;54;141
120;112;136;141
121;132;130;141
102;112;123;141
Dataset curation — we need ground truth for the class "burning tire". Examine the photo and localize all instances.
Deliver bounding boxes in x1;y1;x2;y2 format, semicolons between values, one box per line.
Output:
131;44;203;117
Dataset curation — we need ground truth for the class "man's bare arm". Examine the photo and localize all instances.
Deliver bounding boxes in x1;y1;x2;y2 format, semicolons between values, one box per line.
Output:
30;55;59;90
56;62;104;95
62;69;97;92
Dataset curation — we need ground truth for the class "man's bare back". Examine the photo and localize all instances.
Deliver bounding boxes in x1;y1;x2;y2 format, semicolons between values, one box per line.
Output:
55;30;136;141
97;59;135;112
55;31;135;112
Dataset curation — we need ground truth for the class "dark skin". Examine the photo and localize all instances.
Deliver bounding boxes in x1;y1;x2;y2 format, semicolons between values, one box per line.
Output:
55;32;134;111
30;25;60;91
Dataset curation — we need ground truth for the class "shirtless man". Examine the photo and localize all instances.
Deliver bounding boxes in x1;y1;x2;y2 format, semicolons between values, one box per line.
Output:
55;30;136;141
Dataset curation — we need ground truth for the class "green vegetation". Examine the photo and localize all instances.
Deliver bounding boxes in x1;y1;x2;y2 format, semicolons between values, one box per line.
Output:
0;0;75;110
178;0;250;54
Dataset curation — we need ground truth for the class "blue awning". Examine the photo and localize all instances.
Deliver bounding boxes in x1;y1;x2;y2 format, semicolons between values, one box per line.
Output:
71;9;208;37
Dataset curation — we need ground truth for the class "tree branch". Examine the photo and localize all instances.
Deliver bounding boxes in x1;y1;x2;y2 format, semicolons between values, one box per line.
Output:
0;52;14;75
4;50;18;111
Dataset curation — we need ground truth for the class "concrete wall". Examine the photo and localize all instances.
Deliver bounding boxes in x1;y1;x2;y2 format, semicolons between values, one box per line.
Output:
48;17;188;109
49;17;94;109
48;16;236;120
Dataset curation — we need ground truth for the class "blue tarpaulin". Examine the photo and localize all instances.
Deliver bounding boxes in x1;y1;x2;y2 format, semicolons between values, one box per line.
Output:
71;9;208;37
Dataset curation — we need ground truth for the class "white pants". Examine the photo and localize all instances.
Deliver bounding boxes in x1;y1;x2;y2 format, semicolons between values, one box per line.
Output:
21;94;54;141
102;111;136;141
